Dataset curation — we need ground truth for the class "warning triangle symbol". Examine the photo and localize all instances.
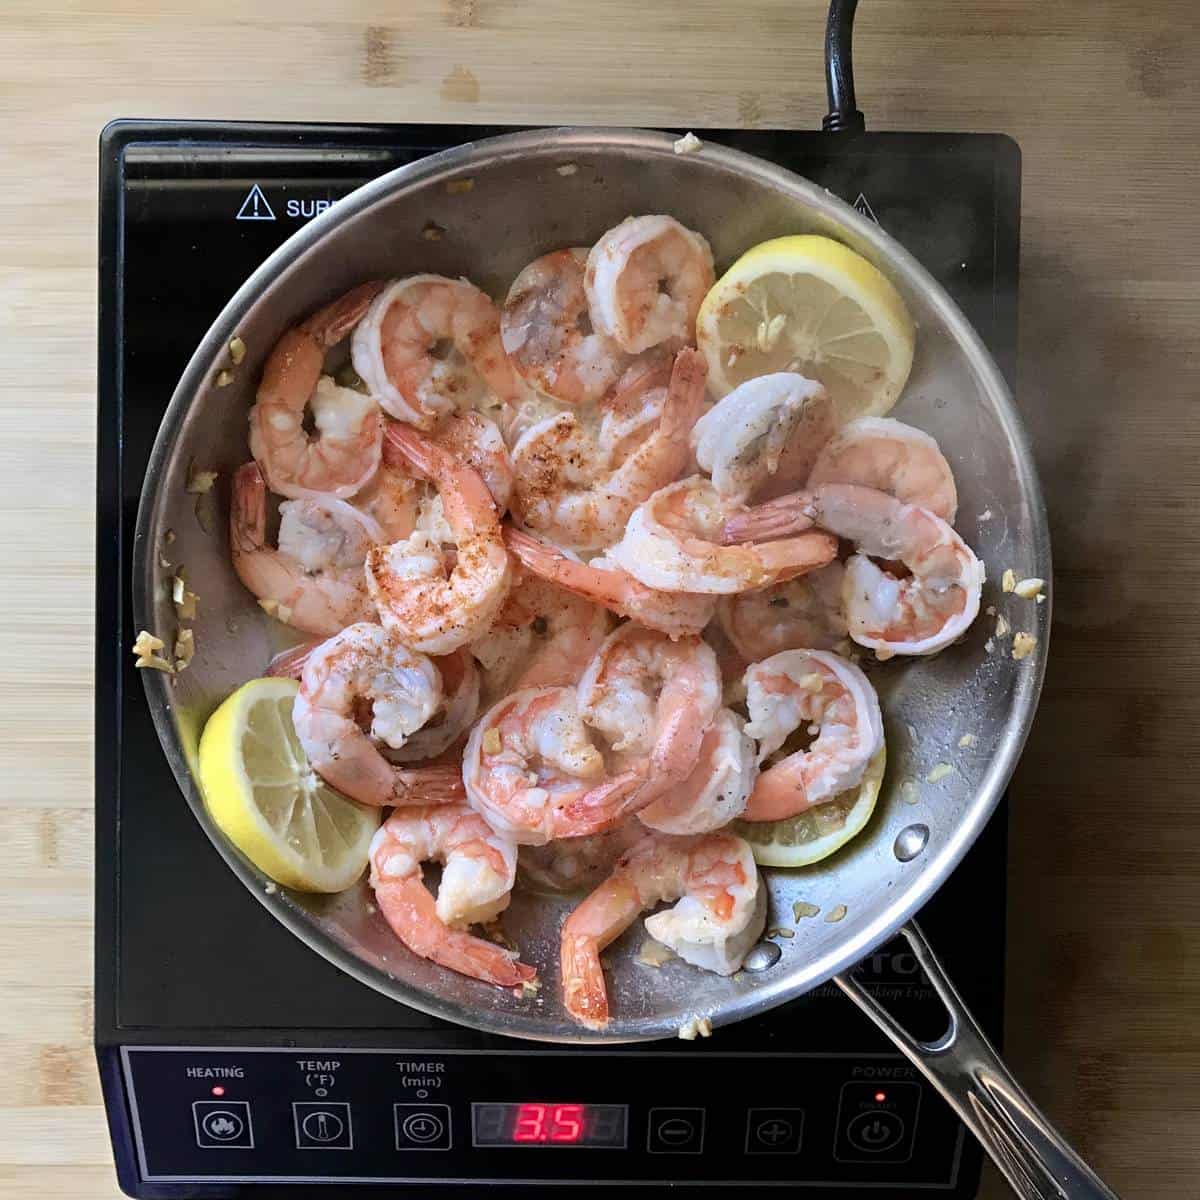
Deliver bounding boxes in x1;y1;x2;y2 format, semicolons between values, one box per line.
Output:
852;192;880;226
236;184;275;221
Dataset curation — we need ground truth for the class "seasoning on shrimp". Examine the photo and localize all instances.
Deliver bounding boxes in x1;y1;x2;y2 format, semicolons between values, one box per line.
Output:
367;423;512;655
510;348;708;551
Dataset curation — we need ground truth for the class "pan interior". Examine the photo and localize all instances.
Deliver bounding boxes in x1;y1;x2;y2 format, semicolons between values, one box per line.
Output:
135;129;1047;1043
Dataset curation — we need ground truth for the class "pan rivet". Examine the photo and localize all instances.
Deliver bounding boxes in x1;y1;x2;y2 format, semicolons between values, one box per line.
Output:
743;942;783;972
894;824;930;862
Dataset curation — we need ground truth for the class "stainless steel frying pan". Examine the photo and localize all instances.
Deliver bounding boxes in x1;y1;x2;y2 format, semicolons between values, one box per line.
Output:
134;129;1115;1198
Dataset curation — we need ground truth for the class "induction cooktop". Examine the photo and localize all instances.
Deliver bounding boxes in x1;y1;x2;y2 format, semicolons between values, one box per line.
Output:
96;119;1019;1197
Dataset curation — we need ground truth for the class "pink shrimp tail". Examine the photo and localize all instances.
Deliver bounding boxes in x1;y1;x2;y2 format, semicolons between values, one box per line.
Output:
374;877;536;988
561;767;650;835
754;530;840;580
722;491;815;545
561;930;610;1029
742;763;815;822
230;462;267;551
302;279;387;346
383;420;439;478
391;764;467;806
265;640;321;679
662;347;708;438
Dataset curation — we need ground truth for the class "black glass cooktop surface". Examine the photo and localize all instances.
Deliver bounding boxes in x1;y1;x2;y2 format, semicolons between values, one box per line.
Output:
96;120;1018;1197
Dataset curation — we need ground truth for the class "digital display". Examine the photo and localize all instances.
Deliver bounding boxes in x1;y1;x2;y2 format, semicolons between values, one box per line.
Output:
472;1102;628;1148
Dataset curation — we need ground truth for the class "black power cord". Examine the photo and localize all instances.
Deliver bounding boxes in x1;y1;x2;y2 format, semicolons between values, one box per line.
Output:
822;0;866;133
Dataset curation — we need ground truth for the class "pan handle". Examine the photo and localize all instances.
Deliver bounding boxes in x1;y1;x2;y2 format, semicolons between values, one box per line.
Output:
834;923;1120;1200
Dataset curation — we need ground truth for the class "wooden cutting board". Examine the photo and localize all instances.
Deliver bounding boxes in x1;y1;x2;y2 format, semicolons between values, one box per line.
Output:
2;1;1197;1196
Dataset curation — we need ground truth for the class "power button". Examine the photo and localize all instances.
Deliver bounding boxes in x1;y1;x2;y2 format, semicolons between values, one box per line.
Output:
833;1081;921;1164
846;1111;905;1153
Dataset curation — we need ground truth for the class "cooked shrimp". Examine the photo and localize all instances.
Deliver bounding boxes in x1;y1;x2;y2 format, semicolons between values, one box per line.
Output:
807;416;958;523
691;372;834;504
248;281;385;500
276;493;384;573
471;572;611;702
501;248;629;405
609;476;839;594
717;562;848;661
369;806;536;988
746;484;984;656
560;831;765;1028
741;648;884;822
510;348;707;551
504;526;717;638
353;462;420;542
231;463;376;636
577;623;722;806
585;215;715;354
463;687;645;845
385;648;481;765
366;423;512;654
429;411;515;514
292;622;467;807
638;709;757;834
351;275;521;429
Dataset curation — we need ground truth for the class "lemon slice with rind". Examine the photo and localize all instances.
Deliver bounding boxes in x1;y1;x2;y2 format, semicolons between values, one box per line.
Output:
697;235;915;417
734;746;886;868
197;677;379;893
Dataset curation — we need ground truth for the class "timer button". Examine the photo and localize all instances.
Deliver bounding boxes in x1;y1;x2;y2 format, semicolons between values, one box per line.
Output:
647;1107;705;1154
394;1103;452;1151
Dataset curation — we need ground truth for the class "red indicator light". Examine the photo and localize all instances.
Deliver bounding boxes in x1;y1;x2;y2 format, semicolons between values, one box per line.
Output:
874;1091;887;1103
511;1103;586;1144
211;1086;226;1097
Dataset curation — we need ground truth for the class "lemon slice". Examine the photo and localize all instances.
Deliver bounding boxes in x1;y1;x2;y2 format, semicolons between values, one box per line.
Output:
197;677;379;892
734;746;886;868
697;235;915;417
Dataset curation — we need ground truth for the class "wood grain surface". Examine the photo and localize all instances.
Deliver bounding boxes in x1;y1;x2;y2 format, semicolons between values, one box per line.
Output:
1;1;1197;1195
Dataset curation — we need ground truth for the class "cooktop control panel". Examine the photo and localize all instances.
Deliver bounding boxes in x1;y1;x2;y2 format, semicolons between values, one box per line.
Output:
122;1048;962;1187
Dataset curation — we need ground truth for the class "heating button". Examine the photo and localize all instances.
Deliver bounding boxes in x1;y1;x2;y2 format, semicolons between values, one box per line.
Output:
192;1100;254;1149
